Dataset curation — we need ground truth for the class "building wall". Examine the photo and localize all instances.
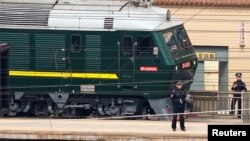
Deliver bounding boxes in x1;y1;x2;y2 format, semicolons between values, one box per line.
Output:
167;7;250;91
191;46;228;91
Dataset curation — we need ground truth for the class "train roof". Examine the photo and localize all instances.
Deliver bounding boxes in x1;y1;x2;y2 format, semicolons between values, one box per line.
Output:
0;0;183;31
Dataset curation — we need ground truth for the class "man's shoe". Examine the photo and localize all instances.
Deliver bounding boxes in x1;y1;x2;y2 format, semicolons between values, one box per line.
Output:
172;128;176;131
238;116;241;119
181;128;186;131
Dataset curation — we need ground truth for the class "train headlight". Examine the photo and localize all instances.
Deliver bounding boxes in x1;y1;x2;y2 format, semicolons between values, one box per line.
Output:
193;60;196;65
175;66;178;71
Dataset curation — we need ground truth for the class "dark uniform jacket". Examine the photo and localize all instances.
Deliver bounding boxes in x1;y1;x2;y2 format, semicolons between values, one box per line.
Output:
170;87;187;109
231;80;247;97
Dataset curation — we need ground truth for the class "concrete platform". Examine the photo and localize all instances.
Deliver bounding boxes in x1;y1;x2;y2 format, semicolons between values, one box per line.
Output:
0;118;242;141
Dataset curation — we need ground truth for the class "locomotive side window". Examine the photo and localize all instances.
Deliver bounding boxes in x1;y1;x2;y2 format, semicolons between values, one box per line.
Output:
122;36;133;54
137;36;153;54
71;34;81;52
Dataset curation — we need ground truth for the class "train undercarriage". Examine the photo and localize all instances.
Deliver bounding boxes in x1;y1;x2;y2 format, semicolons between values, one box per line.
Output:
7;92;153;118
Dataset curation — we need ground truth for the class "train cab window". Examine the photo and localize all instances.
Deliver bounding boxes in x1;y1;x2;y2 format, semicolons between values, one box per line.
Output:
71;34;81;52
122;36;133;54
176;27;191;48
137;36;153;54
163;31;178;50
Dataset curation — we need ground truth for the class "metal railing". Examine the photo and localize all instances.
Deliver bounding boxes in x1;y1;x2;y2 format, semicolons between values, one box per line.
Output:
189;91;250;123
242;92;250;123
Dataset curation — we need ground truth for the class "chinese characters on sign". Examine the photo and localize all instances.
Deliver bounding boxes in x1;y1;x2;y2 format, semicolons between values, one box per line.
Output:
196;52;216;60
240;22;246;47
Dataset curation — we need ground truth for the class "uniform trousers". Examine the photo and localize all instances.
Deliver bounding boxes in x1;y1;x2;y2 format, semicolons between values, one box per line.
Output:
230;96;241;117
172;106;185;129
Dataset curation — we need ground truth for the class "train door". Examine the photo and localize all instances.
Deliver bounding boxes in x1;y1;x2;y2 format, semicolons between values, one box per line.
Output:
118;35;136;89
66;34;85;92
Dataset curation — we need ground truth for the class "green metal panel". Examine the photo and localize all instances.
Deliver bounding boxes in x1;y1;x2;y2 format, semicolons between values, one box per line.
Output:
35;33;66;70
85;35;101;71
0;32;30;70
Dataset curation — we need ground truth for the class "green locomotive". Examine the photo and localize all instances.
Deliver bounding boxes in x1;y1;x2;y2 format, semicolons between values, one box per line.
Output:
0;0;197;118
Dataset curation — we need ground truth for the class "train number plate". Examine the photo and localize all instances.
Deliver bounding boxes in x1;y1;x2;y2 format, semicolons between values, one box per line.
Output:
80;85;95;94
140;66;158;72
182;62;191;69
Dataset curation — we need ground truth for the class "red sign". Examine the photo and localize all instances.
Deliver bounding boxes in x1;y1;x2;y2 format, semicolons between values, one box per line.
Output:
182;62;191;69
140;66;158;72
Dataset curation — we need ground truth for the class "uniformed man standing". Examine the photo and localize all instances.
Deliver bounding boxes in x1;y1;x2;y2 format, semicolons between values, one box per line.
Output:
230;72;247;118
170;81;187;131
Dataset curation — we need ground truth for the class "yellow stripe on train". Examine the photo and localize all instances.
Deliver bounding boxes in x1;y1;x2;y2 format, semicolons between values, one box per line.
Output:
9;70;118;80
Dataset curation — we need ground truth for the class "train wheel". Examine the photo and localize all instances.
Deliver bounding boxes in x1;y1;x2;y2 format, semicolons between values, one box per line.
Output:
137;107;149;120
32;102;49;117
